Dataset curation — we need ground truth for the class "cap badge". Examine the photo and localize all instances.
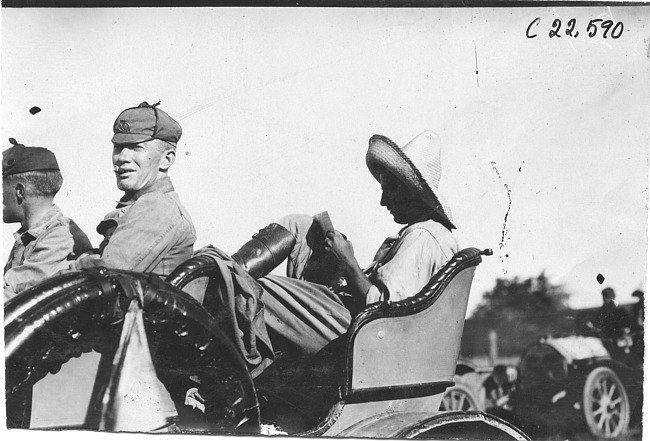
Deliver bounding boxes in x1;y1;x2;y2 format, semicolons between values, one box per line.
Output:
116;120;131;133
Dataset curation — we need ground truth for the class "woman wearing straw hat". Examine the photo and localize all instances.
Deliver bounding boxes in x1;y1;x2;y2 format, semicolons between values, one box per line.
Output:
176;131;460;415
255;130;460;354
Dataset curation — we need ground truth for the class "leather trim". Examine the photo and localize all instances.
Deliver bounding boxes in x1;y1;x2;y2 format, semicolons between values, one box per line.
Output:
344;381;454;404
165;255;220;288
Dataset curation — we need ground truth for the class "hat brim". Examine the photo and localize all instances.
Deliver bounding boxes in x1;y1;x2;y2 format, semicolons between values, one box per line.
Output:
111;133;155;145
366;135;455;229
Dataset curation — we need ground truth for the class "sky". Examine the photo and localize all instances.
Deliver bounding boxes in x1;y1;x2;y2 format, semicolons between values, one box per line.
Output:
2;6;649;317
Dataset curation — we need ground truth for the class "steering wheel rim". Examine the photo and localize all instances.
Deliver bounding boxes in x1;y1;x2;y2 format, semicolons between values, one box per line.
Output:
5;268;260;434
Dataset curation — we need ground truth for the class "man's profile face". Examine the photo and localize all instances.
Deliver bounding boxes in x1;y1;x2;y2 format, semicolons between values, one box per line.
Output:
2;178;21;223
112;140;166;193
379;172;429;225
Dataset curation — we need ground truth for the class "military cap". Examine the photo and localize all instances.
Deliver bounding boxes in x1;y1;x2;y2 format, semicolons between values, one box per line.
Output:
112;101;182;147
2;138;60;177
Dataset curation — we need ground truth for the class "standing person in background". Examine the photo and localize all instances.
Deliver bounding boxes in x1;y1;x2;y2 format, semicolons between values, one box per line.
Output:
593;287;632;341
73;101;196;277
3;138;92;301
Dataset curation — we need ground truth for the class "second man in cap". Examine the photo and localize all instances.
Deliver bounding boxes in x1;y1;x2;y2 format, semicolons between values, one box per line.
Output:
3;138;92;300
74;101;196;276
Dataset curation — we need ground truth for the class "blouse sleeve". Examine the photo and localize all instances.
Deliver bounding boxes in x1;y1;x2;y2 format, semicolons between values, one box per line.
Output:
367;228;444;304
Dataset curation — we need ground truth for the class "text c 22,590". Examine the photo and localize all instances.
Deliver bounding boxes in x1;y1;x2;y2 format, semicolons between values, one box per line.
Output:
526;17;624;40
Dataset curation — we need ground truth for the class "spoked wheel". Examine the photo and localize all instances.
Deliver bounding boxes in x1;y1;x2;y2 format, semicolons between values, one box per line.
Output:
5;269;260;434
582;366;630;438
439;382;481;411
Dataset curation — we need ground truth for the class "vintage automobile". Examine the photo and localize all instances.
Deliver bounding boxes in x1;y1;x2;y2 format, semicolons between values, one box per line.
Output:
438;359;487;412
510;334;643;439
5;247;530;439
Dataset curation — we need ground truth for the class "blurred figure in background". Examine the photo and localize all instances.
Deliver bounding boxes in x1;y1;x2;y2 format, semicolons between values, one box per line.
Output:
593;287;632;341
482;364;518;413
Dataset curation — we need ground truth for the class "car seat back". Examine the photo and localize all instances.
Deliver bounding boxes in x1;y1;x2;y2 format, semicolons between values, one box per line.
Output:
343;248;488;402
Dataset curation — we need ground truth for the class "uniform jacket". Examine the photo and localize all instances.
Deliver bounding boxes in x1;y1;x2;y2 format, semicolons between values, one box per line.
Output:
96;176;196;277
4;205;92;301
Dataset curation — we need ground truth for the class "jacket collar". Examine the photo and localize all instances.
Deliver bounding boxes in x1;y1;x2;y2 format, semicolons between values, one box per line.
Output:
14;205;63;246
116;176;175;208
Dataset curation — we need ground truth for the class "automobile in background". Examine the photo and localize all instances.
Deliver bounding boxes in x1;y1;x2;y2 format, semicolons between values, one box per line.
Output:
510;335;643;439
440;359;521;423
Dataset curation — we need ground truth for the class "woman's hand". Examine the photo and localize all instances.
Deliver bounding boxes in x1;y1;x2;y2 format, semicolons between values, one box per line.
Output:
324;230;373;300
324;230;356;267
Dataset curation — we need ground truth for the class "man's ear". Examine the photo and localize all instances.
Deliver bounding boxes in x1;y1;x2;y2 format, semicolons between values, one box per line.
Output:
159;147;176;172
15;182;25;204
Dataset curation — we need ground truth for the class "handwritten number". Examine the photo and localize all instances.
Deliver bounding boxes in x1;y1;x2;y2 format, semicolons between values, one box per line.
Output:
587;19;603;38
611;21;624;39
601;20;614;39
565;18;577;37
549;19;562;38
527;17;623;40
549;19;561;38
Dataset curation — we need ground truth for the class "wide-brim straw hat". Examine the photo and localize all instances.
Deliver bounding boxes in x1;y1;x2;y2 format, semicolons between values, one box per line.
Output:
366;130;455;229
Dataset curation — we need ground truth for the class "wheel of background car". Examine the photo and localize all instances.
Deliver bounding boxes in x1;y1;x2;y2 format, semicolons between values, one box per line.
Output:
5;269;260;433
582;366;630;439
439;383;481;411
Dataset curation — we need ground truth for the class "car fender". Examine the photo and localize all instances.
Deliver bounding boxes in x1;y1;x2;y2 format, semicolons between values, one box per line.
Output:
333;410;530;440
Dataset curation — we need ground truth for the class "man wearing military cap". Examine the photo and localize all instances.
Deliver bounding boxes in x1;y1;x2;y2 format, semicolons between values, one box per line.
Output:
3;138;92;300
74;101;196;276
